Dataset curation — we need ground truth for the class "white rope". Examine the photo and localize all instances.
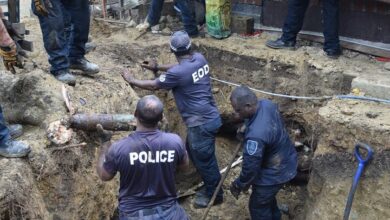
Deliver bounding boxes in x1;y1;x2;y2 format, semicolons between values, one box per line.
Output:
210;77;333;100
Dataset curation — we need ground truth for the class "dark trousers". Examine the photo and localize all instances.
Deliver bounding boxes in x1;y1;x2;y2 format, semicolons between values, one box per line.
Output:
186;117;222;198
0;105;10;146
249;184;284;220
147;0;198;36
32;0;90;75
281;0;340;51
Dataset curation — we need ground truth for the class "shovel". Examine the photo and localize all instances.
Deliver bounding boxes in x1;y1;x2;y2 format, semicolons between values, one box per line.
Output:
343;143;373;220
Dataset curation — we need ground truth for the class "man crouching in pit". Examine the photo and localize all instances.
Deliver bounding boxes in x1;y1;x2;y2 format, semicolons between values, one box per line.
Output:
96;95;190;220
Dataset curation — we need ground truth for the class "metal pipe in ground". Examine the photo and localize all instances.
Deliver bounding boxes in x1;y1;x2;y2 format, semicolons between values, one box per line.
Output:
201;142;242;220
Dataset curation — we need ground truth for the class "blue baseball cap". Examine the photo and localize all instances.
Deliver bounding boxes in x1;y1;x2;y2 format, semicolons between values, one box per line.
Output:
170;31;191;53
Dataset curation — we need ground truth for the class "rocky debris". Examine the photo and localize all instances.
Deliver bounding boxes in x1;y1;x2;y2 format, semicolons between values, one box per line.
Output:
0;70;66;126
366;111;380;119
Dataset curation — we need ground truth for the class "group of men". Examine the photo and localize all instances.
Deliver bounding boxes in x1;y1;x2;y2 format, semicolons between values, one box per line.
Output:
96;31;297;220
0;0;339;219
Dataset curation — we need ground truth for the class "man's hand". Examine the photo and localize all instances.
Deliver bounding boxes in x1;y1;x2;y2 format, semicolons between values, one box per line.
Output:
96;124;113;143
33;0;49;17
141;60;158;72
121;69;136;85
230;181;242;200
0;43;18;73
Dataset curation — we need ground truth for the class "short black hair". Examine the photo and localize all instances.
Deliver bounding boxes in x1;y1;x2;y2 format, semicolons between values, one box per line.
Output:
230;86;258;106
135;95;163;128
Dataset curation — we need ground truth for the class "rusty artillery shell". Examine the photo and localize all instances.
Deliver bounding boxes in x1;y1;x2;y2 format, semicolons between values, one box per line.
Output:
67;114;136;131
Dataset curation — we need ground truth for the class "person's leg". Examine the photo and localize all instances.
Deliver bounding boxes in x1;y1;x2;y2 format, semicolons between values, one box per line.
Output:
0;105;30;158
0;105;10;146
322;0;341;56
31;0;69;75
249;184;283;220
187;117;222;207
63;0;99;73
147;0;164;26
272;196;282;220
63;0;89;62
175;0;199;36
280;0;310;43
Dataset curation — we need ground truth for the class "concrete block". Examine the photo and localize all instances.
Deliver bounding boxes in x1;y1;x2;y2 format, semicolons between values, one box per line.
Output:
351;76;390;100
231;15;254;34
232;3;261;28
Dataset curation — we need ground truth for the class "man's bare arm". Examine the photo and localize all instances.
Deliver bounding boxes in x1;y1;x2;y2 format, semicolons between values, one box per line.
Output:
96;141;115;181
121;69;160;91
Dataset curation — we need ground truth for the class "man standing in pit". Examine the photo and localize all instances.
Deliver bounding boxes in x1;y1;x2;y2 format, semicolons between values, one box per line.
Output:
32;0;100;85
121;31;223;208
96;95;189;219
229;86;298;220
0;7;31;158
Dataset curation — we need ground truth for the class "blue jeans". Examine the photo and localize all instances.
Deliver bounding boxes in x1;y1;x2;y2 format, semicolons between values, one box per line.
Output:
249;184;284;220
0;105;10;147
147;0;198;36
281;0;340;51
119;202;189;220
32;0;90;75
186;117;222;198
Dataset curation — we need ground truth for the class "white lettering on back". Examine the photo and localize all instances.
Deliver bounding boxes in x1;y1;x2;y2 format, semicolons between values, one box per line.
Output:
168;150;175;162
139;151;147;163
160;150;167;162
192;64;210;83
129;150;176;165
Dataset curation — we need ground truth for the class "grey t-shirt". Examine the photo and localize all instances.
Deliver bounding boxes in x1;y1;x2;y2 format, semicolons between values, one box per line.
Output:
156;52;220;127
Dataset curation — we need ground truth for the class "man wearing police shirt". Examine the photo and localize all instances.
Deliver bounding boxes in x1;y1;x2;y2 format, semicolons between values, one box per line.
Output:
96;95;189;219
121;31;223;208
229;86;298;220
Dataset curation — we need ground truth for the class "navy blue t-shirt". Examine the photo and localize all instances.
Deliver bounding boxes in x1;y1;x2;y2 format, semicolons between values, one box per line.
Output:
156;52;220;127
103;130;187;214
236;100;297;188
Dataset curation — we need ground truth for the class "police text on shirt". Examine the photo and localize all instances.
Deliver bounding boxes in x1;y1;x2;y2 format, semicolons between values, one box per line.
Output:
129;150;175;165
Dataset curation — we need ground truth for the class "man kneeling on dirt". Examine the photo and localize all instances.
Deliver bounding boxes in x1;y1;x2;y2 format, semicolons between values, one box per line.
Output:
96;95;189;220
121;31;223;208
229;86;298;220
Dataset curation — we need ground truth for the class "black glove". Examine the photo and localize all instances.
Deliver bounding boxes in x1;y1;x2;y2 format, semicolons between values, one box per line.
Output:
230;181;242;200
0;44;19;73
96;124;113;143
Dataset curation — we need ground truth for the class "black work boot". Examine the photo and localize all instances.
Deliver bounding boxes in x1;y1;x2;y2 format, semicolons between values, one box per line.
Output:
55;70;76;86
266;38;295;49
194;193;223;209
324;48;342;59
0;140;31;158
9;124;23;139
70;58;100;74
